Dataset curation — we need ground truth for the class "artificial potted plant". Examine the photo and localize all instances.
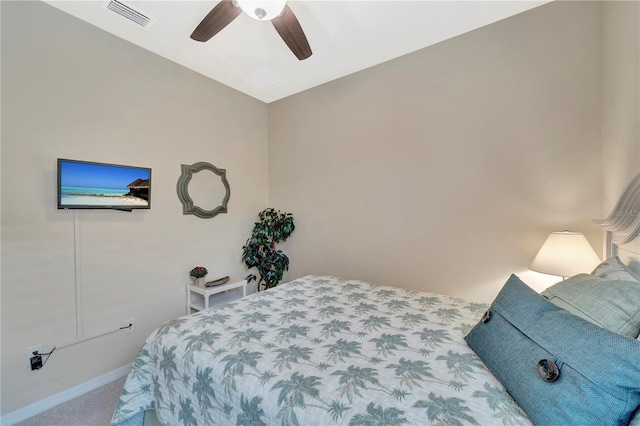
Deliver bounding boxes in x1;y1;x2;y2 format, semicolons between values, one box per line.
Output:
242;208;295;291
189;266;208;286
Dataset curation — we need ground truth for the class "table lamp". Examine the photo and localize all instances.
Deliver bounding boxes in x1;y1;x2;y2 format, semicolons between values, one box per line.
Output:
530;230;601;279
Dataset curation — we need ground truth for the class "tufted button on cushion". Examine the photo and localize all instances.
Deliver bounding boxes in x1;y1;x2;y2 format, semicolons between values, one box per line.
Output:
537;359;560;382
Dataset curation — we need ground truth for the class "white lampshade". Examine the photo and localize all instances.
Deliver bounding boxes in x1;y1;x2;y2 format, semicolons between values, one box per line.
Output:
236;0;286;20
530;231;601;278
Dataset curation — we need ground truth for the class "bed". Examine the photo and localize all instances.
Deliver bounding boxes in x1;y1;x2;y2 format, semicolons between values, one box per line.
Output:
111;275;531;425
112;175;640;426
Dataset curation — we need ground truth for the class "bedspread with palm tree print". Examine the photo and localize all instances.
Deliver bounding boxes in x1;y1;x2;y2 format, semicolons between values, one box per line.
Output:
112;275;531;426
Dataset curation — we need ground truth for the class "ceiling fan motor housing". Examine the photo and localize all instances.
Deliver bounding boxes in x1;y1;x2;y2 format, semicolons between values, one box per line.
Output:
236;0;287;21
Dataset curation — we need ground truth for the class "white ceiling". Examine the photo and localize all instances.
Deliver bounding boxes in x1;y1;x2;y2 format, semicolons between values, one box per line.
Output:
43;0;550;103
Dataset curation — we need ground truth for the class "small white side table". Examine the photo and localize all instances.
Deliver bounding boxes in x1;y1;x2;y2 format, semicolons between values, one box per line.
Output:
186;277;247;314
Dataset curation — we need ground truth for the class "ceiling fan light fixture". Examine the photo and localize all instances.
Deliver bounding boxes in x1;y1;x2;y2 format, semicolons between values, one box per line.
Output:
235;0;286;21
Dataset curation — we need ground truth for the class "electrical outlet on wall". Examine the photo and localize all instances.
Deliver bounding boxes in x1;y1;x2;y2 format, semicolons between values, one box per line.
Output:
26;344;43;371
121;318;135;334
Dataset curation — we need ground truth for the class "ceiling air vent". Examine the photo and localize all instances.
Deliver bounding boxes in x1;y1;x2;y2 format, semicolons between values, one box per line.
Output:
101;0;156;29
242;67;286;91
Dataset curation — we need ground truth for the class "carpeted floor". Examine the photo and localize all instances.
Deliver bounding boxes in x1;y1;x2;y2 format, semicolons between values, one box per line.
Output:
15;376;126;426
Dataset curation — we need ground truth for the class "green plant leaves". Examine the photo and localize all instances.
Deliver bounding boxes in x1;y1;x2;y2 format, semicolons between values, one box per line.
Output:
242;208;295;291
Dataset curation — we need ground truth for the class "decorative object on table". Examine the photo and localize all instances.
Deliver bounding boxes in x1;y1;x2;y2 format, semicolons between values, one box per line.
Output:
189;266;208;286
177;162;230;219
205;276;230;287
241;208;295;292
529;230;600;279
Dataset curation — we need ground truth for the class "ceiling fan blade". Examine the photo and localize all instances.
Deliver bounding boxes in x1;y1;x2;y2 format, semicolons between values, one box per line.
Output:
271;5;312;60
191;0;241;42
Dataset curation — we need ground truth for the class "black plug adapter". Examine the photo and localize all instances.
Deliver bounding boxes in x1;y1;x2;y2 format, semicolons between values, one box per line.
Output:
30;354;43;370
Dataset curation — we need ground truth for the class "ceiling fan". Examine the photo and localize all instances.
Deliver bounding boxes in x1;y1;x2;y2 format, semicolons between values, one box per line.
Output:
191;0;312;60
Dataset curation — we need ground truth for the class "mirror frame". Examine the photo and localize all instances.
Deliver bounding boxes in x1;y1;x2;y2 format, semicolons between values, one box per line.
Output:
177;162;230;219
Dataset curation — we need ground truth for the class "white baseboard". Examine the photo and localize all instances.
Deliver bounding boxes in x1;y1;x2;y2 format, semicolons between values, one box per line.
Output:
1;363;132;426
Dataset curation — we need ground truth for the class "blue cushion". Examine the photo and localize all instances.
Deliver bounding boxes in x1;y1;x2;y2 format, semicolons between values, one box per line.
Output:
541;274;640;338
592;256;640;282
465;275;640;425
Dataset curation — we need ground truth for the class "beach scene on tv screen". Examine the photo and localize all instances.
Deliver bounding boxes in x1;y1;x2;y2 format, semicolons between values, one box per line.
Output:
60;161;150;207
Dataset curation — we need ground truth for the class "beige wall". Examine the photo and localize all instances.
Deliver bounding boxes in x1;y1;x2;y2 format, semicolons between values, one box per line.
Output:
268;0;605;301
1;1;268;414
601;0;640;260
601;0;640;209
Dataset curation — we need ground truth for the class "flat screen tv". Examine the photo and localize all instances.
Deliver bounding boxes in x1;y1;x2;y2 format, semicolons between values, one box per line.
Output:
57;159;151;211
